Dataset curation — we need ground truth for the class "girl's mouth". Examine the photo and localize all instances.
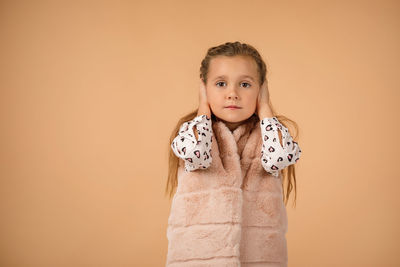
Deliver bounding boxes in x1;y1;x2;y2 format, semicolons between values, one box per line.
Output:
225;105;242;109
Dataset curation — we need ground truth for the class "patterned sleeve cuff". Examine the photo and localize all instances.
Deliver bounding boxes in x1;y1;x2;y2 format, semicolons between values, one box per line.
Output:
260;116;293;151
178;114;211;143
171;114;213;171
259;116;301;174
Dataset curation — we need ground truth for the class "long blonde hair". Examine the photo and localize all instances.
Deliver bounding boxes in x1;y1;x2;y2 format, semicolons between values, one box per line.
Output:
165;41;301;208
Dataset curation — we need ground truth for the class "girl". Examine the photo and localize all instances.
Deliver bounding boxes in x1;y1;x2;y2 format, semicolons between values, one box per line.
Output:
165;41;302;267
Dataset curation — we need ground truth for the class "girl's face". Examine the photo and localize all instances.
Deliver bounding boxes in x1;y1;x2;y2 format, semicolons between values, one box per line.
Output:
205;55;260;130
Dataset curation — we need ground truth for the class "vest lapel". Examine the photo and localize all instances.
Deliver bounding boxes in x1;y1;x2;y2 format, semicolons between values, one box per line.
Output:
212;117;260;184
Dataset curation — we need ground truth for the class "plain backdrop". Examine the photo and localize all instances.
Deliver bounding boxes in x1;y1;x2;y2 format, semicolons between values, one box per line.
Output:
1;0;399;266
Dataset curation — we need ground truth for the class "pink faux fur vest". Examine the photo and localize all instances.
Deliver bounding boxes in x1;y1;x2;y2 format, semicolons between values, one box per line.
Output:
166;116;288;267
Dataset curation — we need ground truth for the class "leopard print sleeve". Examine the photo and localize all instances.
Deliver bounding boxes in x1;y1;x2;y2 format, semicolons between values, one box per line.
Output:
171;114;213;172
259;116;302;177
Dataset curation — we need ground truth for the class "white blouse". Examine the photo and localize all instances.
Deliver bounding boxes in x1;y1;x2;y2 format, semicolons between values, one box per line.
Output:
171;114;301;177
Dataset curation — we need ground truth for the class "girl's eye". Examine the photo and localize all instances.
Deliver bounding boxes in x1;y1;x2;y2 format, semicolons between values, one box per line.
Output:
216;81;251;88
241;82;251;88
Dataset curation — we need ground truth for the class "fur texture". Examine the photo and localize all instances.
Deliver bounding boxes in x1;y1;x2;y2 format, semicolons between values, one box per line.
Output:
166;118;288;267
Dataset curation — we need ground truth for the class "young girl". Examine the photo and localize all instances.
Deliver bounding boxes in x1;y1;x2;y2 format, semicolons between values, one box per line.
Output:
165;41;302;267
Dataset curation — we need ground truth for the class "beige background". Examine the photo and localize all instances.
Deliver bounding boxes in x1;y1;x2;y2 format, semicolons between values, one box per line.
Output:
1;0;399;266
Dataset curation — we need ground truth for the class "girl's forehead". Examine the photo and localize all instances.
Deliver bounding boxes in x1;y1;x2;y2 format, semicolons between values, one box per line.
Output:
208;56;258;79
210;55;255;65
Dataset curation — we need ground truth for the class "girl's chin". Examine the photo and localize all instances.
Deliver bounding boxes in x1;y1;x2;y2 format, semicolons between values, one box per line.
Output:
216;114;252;124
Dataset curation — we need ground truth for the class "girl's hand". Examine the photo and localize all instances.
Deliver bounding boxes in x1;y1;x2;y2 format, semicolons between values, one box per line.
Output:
193;78;211;141
256;80;273;118
197;78;211;118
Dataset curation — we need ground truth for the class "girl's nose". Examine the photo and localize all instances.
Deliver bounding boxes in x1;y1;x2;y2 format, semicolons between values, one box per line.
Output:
227;87;239;100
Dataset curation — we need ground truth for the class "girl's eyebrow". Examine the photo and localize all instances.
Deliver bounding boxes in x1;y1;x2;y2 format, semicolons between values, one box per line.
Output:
213;75;255;82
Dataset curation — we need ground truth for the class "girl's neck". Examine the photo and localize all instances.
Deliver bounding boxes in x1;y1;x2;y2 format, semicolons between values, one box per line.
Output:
215;115;257;132
223;120;243;132
211;114;258;132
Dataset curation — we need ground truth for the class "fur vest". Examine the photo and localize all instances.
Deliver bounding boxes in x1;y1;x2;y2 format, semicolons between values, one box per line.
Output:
166;115;288;267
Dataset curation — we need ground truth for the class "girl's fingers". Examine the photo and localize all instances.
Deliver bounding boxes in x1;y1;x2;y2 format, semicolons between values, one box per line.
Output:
257;81;268;113
199;79;208;105
260;81;269;101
